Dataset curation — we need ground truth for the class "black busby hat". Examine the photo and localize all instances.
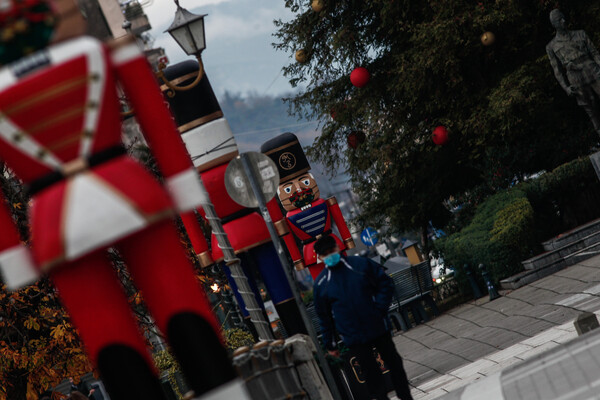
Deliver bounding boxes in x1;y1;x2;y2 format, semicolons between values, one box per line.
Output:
261;132;311;182
161;60;222;133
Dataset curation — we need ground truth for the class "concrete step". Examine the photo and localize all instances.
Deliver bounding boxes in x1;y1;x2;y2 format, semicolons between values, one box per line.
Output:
564;241;600;265
522;229;600;270
542;218;600;251
503;240;600;291
500;258;567;291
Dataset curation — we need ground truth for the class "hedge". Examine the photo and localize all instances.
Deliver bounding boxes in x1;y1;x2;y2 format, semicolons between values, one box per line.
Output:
435;190;535;292
435;157;600;294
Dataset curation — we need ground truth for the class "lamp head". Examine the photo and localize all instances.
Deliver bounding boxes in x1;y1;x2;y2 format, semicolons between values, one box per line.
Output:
166;0;207;56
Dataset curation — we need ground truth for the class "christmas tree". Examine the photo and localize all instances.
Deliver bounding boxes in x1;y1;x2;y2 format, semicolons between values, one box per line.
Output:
274;0;600;243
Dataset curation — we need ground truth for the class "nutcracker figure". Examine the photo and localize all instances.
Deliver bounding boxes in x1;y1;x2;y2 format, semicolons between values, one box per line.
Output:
261;133;356;279
0;1;242;399
160;60;307;336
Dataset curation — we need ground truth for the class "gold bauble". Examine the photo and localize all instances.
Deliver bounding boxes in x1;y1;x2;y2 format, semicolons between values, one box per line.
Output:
481;31;496;46
295;49;308;63
311;0;324;12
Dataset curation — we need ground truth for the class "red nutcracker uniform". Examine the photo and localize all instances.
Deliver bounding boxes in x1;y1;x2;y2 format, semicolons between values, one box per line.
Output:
0;5;242;398
261;132;356;279
160;61;307;335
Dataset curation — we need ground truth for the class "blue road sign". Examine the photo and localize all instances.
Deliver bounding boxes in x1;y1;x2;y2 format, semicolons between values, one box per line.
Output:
361;227;379;246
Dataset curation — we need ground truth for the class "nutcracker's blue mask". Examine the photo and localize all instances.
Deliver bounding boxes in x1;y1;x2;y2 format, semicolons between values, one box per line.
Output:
323;253;341;267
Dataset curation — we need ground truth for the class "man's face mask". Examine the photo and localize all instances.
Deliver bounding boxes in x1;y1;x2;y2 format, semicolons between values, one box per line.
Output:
323;252;341;267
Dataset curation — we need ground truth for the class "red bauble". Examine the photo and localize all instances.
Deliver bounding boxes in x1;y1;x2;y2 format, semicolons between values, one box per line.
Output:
432;126;449;145
350;67;370;88
347;130;366;149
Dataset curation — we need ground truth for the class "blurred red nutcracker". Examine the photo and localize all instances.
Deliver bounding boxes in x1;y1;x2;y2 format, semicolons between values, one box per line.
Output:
261;132;356;279
0;1;242;399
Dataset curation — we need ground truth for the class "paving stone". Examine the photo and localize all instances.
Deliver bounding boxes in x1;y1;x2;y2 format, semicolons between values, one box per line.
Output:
554;323;576;332
412;349;468;373
402;257;600;398
484;344;533;363
521;306;579;325
434;338;497;362
448;359;496;379
551;330;578;344
514;340;559;360
403;324;455;346
417;388;450;400
506;287;562;305
460;326;528;350
403;359;434;382
577;254;600;267
520;328;567;347
536;274;590;294
478;358;521;376
478;297;534;316
554;265;600;281
416;374;457;392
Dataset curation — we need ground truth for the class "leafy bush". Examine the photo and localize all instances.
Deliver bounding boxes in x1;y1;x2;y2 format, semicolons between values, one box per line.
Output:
436;157;600;295
224;328;255;351
521;157;600;240
490;197;535;251
435;189;535;292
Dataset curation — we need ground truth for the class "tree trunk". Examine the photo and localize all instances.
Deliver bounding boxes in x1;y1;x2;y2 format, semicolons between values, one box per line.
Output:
6;370;28;400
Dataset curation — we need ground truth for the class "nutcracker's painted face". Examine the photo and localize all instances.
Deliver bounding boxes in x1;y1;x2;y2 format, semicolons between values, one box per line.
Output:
278;173;320;211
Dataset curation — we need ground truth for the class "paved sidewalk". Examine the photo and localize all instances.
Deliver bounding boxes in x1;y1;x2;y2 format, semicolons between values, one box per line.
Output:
436;324;600;399
389;254;600;399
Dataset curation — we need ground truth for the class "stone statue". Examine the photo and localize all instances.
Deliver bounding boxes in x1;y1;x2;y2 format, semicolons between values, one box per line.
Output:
547;9;600;134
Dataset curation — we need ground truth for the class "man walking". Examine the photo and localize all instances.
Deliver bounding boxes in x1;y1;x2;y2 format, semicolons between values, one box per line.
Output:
313;235;414;400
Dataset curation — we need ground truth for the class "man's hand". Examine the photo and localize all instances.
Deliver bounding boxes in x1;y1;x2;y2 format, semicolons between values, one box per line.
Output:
328;349;340;358
567;85;578;97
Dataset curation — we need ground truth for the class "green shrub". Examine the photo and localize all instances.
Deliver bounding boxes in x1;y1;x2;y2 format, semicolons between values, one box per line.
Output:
224;328;255;351
436;157;600;295
521;157;600;239
435;189;535;292
491;197;534;250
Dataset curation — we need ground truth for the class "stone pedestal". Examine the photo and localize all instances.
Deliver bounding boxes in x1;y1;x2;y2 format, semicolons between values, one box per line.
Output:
233;336;331;400
285;334;334;400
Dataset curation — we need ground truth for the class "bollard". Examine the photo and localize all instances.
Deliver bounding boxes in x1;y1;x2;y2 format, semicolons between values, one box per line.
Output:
574;312;600;336
479;264;501;301
464;264;483;299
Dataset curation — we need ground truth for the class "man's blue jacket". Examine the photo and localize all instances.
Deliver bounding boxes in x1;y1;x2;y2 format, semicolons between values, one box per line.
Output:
313;255;395;350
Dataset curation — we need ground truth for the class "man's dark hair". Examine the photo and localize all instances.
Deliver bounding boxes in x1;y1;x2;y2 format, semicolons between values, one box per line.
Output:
314;235;338;256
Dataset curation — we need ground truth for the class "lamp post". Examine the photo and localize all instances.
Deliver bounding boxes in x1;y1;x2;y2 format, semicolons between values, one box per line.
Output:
157;0;207;97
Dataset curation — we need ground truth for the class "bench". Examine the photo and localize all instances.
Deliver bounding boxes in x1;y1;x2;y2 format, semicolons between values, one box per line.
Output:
388;261;439;331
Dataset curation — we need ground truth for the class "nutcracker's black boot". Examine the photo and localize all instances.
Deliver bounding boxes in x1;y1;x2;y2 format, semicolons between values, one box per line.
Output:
167;312;237;396
97;344;167;400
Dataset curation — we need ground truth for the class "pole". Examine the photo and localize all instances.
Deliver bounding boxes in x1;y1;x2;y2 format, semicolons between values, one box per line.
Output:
196;176;274;341
240;153;343;400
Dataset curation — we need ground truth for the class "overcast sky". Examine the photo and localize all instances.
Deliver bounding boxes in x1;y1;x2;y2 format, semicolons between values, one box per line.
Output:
144;0;296;98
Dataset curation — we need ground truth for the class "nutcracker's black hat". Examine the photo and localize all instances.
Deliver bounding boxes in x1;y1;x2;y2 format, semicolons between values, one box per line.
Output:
261;132;311;182
161;60;222;133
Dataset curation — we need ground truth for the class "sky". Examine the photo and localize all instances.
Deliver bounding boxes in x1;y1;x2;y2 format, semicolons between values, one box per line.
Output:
143;0;354;216
144;0;296;98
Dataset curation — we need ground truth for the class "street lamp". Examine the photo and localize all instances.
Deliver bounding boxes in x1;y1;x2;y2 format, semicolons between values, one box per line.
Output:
156;0;207;97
